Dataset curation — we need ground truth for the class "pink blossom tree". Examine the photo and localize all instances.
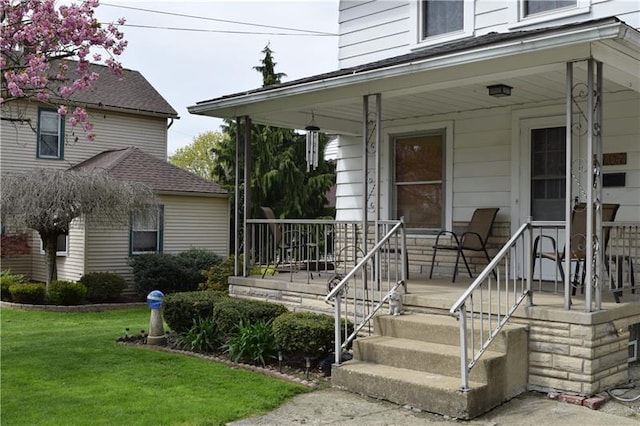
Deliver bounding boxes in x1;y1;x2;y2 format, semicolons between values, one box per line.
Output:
0;0;126;140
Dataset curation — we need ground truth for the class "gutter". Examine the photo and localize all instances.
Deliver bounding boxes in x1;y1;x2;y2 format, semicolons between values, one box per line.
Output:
188;20;627;115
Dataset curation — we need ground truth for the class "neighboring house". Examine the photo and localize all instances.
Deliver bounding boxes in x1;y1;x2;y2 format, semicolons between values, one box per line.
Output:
188;1;639;418
1;64;229;283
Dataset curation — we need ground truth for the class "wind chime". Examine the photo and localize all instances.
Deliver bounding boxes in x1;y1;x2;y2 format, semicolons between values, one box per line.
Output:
305;112;320;172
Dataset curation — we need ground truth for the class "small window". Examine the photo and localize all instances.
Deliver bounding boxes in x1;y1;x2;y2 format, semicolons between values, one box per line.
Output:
394;133;445;231
39;234;69;257
422;0;464;38
523;0;576;17
130;206;164;255
37;108;64;159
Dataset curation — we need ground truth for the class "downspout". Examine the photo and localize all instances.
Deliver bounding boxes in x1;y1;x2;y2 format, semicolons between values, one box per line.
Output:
234;117;240;276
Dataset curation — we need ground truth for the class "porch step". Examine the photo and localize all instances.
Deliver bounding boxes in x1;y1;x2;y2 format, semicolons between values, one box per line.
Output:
331;313;528;419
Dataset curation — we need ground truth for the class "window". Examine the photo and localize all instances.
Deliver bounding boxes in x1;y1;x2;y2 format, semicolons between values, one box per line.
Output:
422;0;463;38
39;234;69;257
130;206;163;254
523;0;576;17
37;108;64;159
394;133;444;231
530;127;566;221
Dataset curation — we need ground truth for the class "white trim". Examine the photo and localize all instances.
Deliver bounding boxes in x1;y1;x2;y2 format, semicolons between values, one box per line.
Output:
39;234;68;257
509;0;591;29
410;0;475;49
383;121;453;236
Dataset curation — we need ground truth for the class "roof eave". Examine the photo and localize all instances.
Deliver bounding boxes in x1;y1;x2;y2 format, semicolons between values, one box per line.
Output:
188;19;628;119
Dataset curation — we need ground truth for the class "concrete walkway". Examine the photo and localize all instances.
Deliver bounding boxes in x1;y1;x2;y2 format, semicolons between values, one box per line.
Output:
229;366;640;425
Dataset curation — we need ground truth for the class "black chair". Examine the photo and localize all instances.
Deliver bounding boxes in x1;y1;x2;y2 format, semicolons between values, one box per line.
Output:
429;208;499;282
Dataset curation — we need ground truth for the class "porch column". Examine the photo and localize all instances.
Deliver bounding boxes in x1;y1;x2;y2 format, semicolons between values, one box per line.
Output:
243;116;252;277
234;117;241;276
564;63;573;311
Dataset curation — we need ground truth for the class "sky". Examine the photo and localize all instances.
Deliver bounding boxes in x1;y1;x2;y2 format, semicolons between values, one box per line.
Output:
93;0;340;155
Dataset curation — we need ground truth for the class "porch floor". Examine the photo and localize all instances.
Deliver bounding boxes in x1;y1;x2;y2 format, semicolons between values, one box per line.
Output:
235;269;640;322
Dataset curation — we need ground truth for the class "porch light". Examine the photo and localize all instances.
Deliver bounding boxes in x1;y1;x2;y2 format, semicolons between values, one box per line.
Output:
487;84;512;97
305;112;320;172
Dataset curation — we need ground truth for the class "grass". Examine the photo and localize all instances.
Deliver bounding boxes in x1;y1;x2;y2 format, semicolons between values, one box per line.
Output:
0;307;309;425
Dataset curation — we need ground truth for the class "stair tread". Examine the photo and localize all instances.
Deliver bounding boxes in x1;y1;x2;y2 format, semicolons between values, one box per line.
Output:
379;312;527;331
337;360;487;390
361;335;504;360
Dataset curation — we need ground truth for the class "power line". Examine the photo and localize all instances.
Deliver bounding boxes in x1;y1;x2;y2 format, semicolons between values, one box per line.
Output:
101;2;338;36
119;23;335;36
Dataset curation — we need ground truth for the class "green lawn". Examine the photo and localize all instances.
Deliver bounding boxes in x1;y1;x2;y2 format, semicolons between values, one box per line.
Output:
0;307;309;426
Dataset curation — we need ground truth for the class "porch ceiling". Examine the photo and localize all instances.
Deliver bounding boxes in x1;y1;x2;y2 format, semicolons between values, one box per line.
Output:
189;20;640;136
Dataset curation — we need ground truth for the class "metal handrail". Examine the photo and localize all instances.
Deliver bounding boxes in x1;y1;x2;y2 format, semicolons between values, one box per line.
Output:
449;220;532;391
324;220;406;365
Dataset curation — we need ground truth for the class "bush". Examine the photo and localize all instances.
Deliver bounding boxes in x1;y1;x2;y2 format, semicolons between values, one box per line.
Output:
163;291;228;333
1;270;26;302
223;320;277;366
9;283;46;304
200;255;238;292
79;272;128;302
129;250;222;297
272;312;354;362
178;316;220;353
213;298;288;340
48;280;87;305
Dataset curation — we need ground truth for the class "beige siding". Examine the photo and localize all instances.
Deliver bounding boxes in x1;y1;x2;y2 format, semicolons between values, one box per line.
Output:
1;101;168;175
161;194;230;256
338;0;640;68
28;218;86;283
85;194;230;283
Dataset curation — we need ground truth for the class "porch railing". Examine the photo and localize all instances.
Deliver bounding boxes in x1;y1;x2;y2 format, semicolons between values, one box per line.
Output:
323;220;407;365
449;221;533;392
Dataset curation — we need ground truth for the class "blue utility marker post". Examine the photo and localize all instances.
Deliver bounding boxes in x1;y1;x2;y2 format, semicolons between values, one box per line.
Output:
146;290;166;345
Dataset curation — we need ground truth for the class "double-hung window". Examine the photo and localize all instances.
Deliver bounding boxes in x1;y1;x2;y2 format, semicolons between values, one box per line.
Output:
414;0;473;47
37;108;64;159
130;205;164;254
39;234;69;257
394;133;445;231
523;0;577;17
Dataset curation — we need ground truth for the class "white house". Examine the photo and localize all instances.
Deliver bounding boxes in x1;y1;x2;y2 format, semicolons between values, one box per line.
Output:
188;1;639;418
1;64;230;284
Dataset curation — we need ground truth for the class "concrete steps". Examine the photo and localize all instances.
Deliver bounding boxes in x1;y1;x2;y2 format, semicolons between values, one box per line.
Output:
331;313;528;419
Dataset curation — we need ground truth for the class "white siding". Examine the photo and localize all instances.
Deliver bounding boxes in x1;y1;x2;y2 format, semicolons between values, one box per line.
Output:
1;101;168;174
338;0;640;68
333;91;639;229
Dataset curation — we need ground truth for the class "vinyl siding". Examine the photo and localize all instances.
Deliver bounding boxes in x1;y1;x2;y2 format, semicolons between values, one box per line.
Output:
1;101;168;175
337;0;640;68
333;91;639;228
84;194;230;283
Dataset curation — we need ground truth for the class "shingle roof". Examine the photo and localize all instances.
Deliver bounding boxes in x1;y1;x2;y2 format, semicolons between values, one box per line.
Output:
64;61;178;118
195;17;621;105
70;147;227;196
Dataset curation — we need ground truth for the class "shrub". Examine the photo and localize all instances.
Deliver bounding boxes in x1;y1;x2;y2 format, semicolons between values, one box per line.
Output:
129;250;222;297
128;253;183;296
178;317;220;353
48;280;87;305
272;312;354;363
1;270;26;302
213;298;288;340
79;272;128;302
163;291;228;333
9;283;46;304
223;320;277;366
200;255;238;292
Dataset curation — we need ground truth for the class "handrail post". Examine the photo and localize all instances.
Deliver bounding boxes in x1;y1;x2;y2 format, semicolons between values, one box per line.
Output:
334;296;342;365
401;217;408;292
459;303;470;392
526;217;533;306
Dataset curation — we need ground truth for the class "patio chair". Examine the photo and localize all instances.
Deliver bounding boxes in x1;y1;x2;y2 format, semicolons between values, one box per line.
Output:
429;208;499;282
260;206;302;278
532;202;620;293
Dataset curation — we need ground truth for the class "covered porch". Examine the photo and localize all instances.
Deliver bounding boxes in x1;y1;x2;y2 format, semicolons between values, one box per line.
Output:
189;17;640;402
